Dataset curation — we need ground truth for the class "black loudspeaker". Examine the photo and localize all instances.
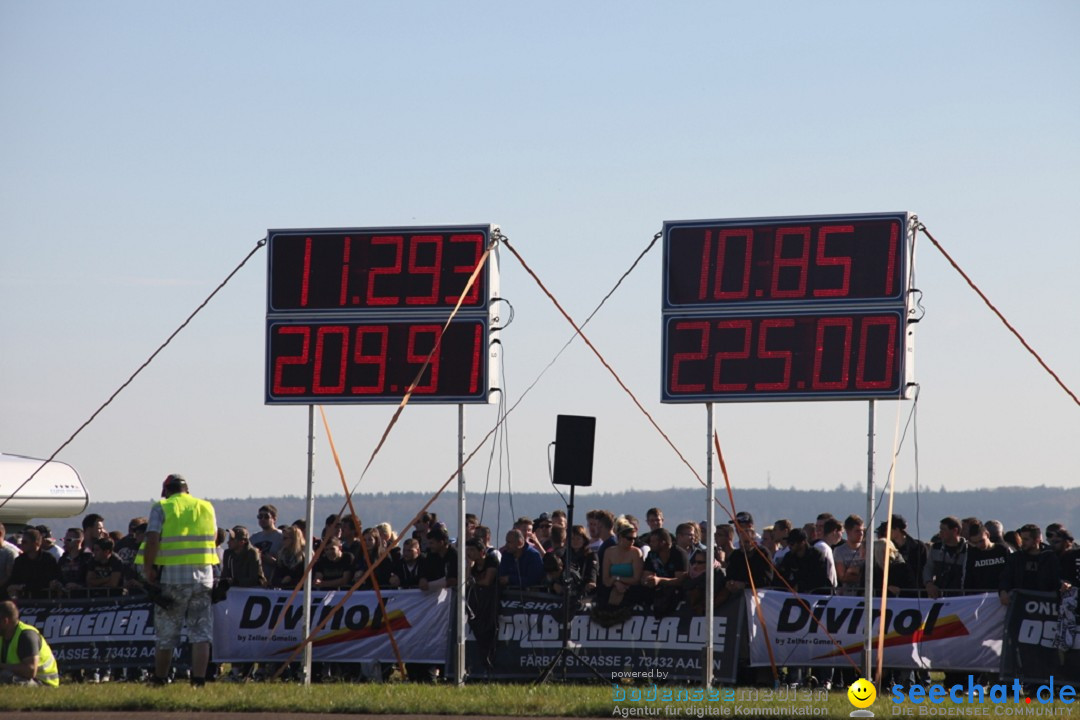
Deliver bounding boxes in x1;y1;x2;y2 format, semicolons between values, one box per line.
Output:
553;415;596;487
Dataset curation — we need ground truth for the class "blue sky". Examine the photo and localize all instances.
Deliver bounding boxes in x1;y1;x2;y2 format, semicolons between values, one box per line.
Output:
2;2;1077;511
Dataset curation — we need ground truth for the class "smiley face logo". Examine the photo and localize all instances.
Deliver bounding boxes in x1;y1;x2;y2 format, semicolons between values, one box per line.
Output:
848;678;877;709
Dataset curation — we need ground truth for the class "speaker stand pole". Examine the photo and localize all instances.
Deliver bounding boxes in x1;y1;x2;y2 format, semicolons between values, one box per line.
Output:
704;402;715;687
535;482;605;684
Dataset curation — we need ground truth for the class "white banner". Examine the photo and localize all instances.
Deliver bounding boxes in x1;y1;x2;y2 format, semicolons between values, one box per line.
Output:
746;590;1005;671
212;587;450;663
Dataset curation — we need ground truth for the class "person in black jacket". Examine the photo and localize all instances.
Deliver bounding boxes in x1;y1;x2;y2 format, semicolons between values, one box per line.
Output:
963;522;1011;594
999;524;1062;605
887;515;928;597
777;529;832;594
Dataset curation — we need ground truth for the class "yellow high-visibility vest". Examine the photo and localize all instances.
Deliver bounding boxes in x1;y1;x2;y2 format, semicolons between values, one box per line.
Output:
136;493;219;567
5;621;60;687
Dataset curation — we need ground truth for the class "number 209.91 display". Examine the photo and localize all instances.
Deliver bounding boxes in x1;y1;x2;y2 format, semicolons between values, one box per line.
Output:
661;213;914;403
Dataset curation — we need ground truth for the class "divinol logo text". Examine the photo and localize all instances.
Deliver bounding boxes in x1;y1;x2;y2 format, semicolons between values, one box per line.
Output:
776;598;965;658
237;595;409;654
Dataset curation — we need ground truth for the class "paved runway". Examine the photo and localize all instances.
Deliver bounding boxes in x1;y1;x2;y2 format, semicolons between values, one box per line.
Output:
5;715;581;720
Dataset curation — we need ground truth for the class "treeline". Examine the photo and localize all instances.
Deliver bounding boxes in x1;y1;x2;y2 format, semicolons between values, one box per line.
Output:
36;485;1079;542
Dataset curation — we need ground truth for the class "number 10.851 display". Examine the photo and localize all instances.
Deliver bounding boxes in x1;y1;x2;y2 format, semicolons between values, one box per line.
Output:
661;213;915;403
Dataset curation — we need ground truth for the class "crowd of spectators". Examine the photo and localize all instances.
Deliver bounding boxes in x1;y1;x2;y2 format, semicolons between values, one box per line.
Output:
1;503;1077;685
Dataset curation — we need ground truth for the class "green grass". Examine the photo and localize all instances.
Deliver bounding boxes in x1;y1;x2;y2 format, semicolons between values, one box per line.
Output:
2;682;1079;718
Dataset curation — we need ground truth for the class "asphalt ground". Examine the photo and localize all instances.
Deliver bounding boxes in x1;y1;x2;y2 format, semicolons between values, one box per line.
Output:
4;715;581;720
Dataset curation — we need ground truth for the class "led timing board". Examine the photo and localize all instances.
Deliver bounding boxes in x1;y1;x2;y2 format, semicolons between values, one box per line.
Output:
661;212;914;403
266;225;499;405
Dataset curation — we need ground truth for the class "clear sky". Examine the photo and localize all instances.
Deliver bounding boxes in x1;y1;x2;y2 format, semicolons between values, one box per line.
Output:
2;2;1077;508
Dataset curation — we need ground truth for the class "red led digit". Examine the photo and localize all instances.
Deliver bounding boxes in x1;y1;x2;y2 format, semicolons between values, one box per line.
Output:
754;318;795;391
769;227;810;299
468;322;483;394
350;325;388;394
406;235;443;305
713;229;753;300
669;320;710;393
312;326;349;394
883;221;899;297
813;225;853;297
698;230;713;300
855;315;898;389
300;238;313;308
811;317;853;390
712;319;751;391
338;236;351;307
366;235;403;306
406;324;442;393
445;233;484;306
272;326;311;395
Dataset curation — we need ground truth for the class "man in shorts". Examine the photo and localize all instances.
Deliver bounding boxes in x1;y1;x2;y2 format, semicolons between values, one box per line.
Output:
139;473;218;686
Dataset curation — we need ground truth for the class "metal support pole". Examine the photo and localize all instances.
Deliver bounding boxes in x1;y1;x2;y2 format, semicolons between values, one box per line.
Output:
303;405;315;687
455;404;467;686
863;400;876;682
704;403;716;687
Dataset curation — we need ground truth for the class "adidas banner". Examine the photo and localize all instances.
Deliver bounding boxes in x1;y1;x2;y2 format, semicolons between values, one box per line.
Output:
212;587;450;663
746;590;1005;671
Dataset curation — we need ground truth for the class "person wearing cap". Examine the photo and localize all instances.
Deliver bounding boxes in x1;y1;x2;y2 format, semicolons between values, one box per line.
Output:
138;473;218;687
777;529;831;594
0;600;59;686
533;513;553;552
730;511;761;549
35;526;61;561
884;515;928;596
114;517;147;567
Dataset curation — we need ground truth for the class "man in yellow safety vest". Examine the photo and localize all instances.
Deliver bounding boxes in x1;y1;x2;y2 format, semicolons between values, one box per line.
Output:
0;600;60;686
139;473;218;686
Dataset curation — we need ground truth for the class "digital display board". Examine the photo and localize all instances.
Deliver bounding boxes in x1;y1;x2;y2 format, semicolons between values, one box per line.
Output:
662;310;906;402
267;317;489;404
268;227;491;312
664;215;905;308
661;213;914;403
265;224;498;405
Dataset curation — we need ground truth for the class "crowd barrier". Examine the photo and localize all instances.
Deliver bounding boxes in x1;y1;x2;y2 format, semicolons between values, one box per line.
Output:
13;587;1078;684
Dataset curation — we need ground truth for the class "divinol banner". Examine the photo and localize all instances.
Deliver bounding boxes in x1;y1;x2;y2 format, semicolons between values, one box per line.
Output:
17;595;189;670
466;590;744;682
1001;588;1080;684
747;590;1005;671
212;587;449;663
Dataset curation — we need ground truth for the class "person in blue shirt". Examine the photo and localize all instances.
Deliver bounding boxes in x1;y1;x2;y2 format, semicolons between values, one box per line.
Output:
498;529;545;589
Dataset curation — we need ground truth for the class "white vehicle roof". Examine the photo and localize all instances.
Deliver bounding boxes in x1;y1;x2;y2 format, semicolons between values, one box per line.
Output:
0;453;89;524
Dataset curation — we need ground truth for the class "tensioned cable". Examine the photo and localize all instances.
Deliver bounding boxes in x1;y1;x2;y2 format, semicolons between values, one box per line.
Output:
876;397;905;687
714;433;863;677
920;223;1078;407
274;232;667;668
482;231;661;529
0;237;267;514
501;237;704;486
314;406;407;678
